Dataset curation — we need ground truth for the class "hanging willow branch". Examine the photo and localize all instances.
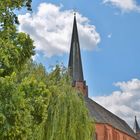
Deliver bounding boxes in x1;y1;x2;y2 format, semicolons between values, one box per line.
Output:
44;67;94;140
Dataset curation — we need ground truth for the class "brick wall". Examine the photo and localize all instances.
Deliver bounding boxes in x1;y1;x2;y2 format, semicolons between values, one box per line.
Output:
95;123;136;140
74;81;88;97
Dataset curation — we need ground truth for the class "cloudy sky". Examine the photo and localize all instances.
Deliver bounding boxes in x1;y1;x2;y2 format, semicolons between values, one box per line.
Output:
18;0;140;128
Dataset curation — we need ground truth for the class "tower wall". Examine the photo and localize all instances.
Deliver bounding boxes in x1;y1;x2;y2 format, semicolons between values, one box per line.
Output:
74;81;88;97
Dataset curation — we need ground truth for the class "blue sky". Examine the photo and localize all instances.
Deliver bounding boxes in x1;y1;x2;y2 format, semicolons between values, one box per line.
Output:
29;0;140;96
18;0;140;127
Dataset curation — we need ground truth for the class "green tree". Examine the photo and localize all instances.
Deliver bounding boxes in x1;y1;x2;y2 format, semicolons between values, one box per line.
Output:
0;1;94;139
0;63;51;140
0;1;47;139
0;0;34;77
0;63;94;140
44;67;94;140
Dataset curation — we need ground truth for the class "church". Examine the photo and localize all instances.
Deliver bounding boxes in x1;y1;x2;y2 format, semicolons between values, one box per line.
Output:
68;14;140;140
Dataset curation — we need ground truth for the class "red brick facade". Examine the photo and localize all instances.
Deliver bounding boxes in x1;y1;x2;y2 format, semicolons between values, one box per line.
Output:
74;81;88;97
95;123;136;140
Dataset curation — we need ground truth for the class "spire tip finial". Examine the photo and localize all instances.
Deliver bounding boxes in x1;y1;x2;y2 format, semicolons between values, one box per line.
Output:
73;8;77;17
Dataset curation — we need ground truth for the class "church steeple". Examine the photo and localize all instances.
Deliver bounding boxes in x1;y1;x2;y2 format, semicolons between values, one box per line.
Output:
68;13;84;82
133;116;140;134
68;13;88;97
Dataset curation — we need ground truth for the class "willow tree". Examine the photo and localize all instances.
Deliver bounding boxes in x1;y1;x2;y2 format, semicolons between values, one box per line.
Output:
44;67;94;140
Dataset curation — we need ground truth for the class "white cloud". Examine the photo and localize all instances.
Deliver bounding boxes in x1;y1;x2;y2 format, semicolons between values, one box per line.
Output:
103;0;140;12
18;3;100;57
92;78;140;128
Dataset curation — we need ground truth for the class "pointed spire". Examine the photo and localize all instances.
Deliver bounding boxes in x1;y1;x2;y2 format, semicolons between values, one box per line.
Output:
68;13;88;97
68;13;84;82
133;116;140;133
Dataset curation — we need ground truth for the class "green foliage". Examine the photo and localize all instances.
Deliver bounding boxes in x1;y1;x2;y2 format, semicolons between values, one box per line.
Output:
19;70;51;140
0;63;94;140
0;0;32;28
44;67;93;140
0;0;35;77
0;68;51;140
0;0;94;139
0;33;35;76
